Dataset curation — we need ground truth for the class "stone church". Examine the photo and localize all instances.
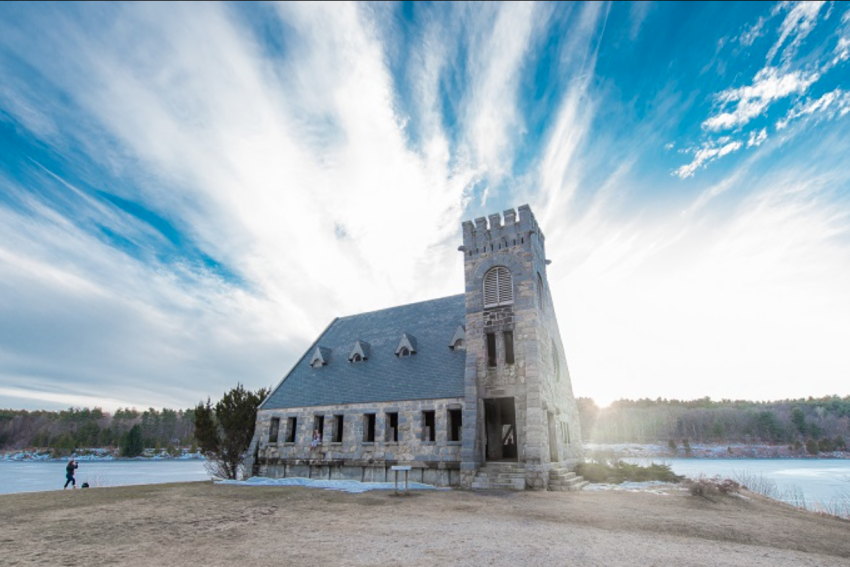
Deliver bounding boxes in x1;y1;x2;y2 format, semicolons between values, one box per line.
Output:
249;205;585;490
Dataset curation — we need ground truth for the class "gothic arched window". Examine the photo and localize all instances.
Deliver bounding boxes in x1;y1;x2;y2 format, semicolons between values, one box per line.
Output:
483;266;513;308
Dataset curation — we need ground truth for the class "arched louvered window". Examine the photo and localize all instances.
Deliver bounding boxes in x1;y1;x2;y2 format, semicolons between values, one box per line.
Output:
483;266;513;308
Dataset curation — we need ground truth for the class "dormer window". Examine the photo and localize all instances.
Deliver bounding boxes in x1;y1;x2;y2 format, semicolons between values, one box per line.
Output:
348;340;370;362
449;324;466;350
310;346;331;368
484;266;513;308
395;333;417;357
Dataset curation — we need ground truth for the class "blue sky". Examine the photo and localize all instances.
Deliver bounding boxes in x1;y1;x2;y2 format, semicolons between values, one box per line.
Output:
1;1;849;411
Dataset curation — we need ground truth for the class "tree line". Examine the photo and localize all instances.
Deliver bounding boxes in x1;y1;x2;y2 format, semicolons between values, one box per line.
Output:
577;395;850;452
0;406;196;456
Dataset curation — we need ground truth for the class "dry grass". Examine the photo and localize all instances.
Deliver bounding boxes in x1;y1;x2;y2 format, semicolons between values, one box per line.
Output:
1;481;849;567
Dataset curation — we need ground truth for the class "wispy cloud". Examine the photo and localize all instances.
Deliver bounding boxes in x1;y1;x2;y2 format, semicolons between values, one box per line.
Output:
538;2;610;223
777;88;850;129
462;2;540;182
703;67;820;131
737;16;767;46
747;127;768;147
767;1;826;64
675;139;743;179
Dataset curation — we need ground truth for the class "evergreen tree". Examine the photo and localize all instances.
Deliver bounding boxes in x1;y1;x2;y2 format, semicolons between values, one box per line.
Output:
194;384;268;480
121;424;144;457
791;407;807;436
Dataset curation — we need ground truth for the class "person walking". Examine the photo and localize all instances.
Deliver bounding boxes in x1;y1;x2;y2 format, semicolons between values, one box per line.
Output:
64;459;78;489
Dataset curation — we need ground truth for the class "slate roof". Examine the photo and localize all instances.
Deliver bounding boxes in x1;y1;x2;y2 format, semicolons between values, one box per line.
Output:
262;294;467;409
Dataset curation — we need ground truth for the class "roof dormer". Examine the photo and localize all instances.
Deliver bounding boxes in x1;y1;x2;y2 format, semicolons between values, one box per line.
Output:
310;346;331;368
395;333;417;357
449;324;466;350
348;340;371;362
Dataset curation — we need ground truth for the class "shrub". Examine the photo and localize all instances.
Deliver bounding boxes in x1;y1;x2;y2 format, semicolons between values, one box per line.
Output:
684;475;741;498
806;439;819;455
575;462;612;483
576;460;683;484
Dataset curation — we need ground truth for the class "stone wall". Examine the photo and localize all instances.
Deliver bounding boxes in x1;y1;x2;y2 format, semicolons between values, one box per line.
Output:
254;397;464;487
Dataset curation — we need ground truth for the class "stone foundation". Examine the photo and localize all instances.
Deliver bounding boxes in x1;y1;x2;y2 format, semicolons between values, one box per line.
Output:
257;459;461;487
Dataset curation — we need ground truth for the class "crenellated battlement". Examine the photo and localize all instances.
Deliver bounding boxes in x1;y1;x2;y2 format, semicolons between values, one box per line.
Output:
460;204;543;254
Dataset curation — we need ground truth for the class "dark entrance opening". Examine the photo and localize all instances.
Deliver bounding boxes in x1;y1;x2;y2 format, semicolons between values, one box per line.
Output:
484;397;517;461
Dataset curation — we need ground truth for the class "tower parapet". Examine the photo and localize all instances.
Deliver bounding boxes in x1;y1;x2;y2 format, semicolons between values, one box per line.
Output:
460;205;543;256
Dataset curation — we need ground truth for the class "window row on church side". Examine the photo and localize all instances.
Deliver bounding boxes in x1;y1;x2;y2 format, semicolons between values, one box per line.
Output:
267;408;463;445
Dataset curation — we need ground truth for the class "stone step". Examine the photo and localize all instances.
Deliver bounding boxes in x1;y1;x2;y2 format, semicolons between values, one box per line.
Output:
471;478;526;490
475;470;526;478
474;477;525;485
549;476;584;485
472;467;527;490
549;471;577;481
479;466;526;474
548;477;588;492
549;479;584;488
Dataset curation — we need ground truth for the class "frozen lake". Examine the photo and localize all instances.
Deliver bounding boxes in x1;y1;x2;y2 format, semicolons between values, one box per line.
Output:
0;459;210;495
2;458;848;510
625;457;850;508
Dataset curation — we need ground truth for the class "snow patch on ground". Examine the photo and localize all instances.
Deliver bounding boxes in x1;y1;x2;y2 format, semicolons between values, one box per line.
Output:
219;476;441;493
583;481;684;495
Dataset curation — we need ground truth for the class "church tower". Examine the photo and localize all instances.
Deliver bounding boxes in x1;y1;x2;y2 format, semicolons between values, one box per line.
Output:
458;205;583;489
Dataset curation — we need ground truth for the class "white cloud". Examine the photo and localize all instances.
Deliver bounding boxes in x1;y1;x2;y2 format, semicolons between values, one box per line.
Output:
629;1;653;41
833;8;850;65
835;36;850;64
703;67;819;131
737;16;767;46
767;1;826;64
461;2;540;181
776;88;850;129
674;140;743;179
0;83;60;141
747;128;768;147
538;2;609;224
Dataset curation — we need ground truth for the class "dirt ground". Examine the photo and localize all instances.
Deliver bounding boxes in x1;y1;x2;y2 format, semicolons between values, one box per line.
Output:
1;482;848;567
